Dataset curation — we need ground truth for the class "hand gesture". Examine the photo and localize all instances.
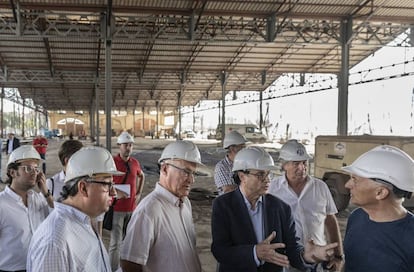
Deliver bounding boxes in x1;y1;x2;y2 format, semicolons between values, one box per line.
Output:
36;172;47;192
303;239;338;264
325;255;344;272
256;231;290;267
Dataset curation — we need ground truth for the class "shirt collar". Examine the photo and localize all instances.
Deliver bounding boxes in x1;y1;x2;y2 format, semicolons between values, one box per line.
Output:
225;155;233;165
240;189;263;211
5;185;33;202
117;153;130;162
58;170;66;180
55;202;93;225
282;172;311;184
155;183;185;208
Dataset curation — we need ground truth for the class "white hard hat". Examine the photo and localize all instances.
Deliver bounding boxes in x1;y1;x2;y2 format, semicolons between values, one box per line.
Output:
232;146;277;172
158;140;203;165
117;131;134;144
279;139;312;161
342;145;414;193
65;146;124;183
223;130;248;149
8;145;42;166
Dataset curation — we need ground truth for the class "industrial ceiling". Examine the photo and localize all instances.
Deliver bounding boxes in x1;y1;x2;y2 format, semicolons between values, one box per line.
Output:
0;0;413;112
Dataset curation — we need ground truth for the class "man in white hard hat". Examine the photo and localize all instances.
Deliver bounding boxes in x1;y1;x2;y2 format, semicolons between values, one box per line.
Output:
342;145;414;272
121;140;203;272
211;146;339;272
268;139;343;272
0;145;53;271
27;146;124;271
214;130;247;195
109;131;145;271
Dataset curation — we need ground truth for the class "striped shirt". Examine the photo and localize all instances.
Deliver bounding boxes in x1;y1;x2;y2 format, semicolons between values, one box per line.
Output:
27;202;111;272
214;156;235;194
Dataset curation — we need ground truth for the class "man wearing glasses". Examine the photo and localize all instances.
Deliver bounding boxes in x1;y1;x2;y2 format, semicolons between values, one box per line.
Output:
211;146;338;272
27;146;124;271
109;131;145;271
0;145;53;271
121;140;203;272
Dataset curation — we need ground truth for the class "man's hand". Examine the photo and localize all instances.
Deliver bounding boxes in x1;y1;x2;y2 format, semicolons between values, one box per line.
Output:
325;256;344;272
303;239;338;264
36;172;47;194
256;231;290;267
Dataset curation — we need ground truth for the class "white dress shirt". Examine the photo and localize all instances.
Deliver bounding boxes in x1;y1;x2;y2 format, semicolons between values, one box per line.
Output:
0;186;49;271
268;175;337;245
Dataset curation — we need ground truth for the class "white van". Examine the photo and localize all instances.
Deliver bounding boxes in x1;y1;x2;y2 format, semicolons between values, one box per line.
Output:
216;123;267;143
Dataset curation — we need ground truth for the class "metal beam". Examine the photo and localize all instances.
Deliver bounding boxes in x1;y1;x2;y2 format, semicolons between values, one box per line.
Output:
0;10;407;44
266;13;276;42
259;70;266;130
337;17;352;136
43;38;54;77
177;90;182;139
105;0;113;150
95;82;100;146
220;71;226;146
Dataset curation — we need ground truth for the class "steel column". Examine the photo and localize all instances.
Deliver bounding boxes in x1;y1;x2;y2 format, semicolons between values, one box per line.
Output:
105;4;113;150
95;83;100;146
220;71;226;145
338;18;352;135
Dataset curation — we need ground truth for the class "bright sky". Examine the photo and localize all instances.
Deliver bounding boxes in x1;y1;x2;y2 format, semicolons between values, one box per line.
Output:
182;33;414;141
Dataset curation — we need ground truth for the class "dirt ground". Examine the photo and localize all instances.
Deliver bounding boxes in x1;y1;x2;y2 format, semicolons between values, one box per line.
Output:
0;137;351;272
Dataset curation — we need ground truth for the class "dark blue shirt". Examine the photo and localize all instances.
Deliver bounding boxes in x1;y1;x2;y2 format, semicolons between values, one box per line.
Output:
344;208;414;272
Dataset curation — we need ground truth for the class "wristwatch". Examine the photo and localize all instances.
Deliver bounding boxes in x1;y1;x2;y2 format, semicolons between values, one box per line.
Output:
43;190;51;198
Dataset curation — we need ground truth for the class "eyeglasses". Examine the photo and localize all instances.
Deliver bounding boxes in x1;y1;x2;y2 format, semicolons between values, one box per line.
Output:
246;171;275;182
166;163;197;178
18;165;40;174
86;179;115;192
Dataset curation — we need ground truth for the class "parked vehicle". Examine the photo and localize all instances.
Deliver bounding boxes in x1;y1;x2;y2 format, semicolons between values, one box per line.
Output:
314;135;414;211
181;129;195;138
216;123;267;143
44;129;63;139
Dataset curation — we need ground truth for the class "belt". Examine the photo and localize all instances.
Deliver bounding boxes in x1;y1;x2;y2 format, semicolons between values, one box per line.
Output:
0;270;26;272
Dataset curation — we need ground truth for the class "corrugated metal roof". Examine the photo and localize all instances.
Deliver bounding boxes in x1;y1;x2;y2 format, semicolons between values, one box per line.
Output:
0;0;412;111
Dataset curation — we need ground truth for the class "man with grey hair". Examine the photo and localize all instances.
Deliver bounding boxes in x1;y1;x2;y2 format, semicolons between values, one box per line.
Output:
121;140;203;272
268;139;343;272
342;145;414;271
